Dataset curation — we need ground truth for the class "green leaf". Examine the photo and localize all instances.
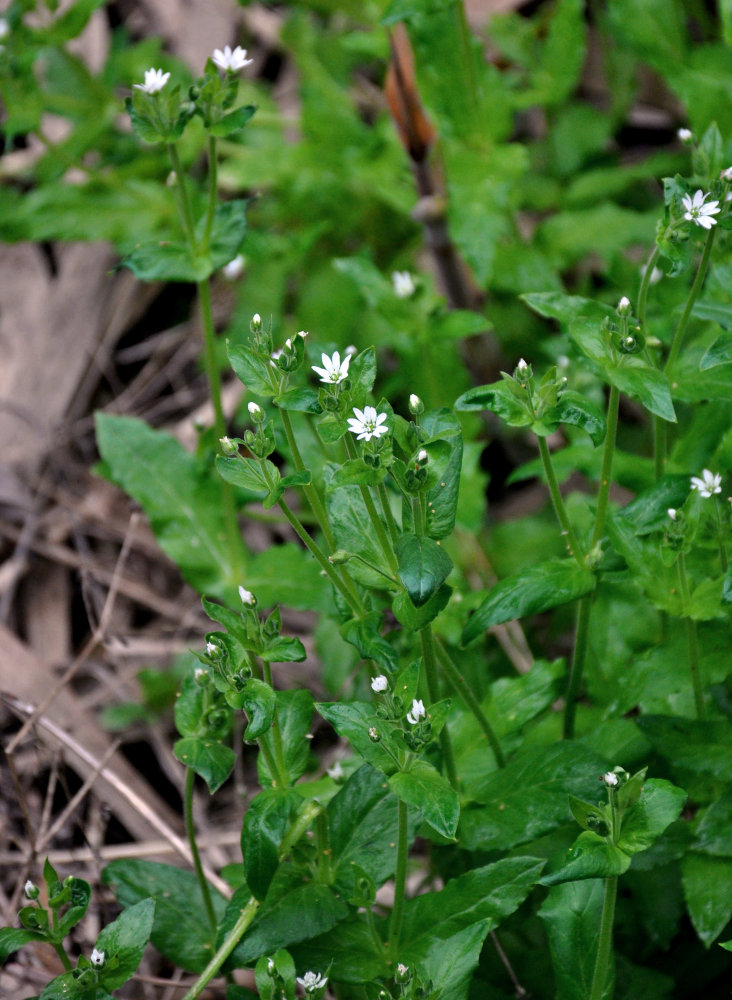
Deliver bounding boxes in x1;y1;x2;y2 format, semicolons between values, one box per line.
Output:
317;701;398;776
325;473;392;588
340;612;398;673
260;636;307;663
216;455;273;494
392;583;452;630
617;779;687;855
289;915;385;984
173;738;235;794
102;860;227;973
693;798;732;856
274;387;322;413
454;380;529;425
96;898;155;991
328;459;387;489
38;971;83;999
461;558;596;645
239;678;277;739
389;760;459;839
700;332;732;370
317;414;348;443
258;690;313;787
637;716;732;782
201;199;249;272
56;878;92;937
225;884;348;965
242;790;298;901
539;880;608;1000
119;240;210;283
400;857;545;951
0;927;47;963
540;831;632;886
229;345;276;396
681;853;732;947
395;533;453;607
458;742;610;851
422;409;463;540
349;347;377;397
546;390;607;446
96;414;236;597
209;105;257;137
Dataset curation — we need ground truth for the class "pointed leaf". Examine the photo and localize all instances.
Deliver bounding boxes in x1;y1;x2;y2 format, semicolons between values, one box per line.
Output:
173;737;235;794
395;533;453;607
389;760;459;839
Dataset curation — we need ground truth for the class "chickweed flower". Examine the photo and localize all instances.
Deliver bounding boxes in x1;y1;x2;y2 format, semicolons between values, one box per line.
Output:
677;127;693;143
371;675;388;692
297;970;328;993
602;771;619;787
297;330;309;339
392;270;416;298
212;45;253;72
251;313;262;331
347;406;388;442
691;469;722;498
667;508;677;521
406;698;426;725
722;167;732;182
517;357;529;375
327;760;344;780
222;254;245;280
312;351;350;385
205;641;219;655
417;448;428;463
90;948;105;967
134;68;171;94
239;585;256;606
248;400;262;418
219;436;237;455
409;393;423;414
682;189;721;229
617;296;632;316
24;880;38;899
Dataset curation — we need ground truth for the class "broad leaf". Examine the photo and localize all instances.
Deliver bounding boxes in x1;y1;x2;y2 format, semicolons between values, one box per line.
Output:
173;737;235;794
389;760;460;839
96;898;156;991
539;880;610;1000
681;853;732;947
395;533;453;607
242;789;298;901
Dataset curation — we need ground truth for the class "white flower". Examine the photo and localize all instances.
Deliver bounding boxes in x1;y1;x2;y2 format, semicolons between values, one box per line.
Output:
406;698;426;725
721;167;732;182
205;641;219;655
682;189;721;229
417;449;428;462
248;401;262;416
252;313;261;326
24;880;35;898
617;296;631;315
298;330;309;339
347;406;388;442
677;127;693;143
409;393;421;410
297;970;328;993
392;270;416;298
371;675;388;692
133;68;171;94
517;358;529;375
90;949;105;967
312;350;350;385
326;761;344;780
222;254;245;280
690;469;722;498
602;771;619;787
239;585;256;605
212;45;253;73
667;508;677;521
345;344;358;356
0;19;9;40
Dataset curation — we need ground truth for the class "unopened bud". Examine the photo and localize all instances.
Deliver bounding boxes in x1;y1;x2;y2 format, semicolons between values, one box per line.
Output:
667;508;677;521
617;296;632;316
677;127;693;144
239;586;256;607
248;401;263;422
24;880;39;900
251;313;262;332
408;393;423;415
219;436;238;456
368;727;380;742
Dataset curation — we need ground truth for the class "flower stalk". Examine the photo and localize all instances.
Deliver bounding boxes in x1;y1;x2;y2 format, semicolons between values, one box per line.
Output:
184;768;219;937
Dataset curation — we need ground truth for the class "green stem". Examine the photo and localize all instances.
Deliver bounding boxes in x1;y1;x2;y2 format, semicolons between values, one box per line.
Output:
184;768;218;936
276;495;363;615
377;482;400;545
677;554;706;719
366;907;387;958
52;941;73;972
420;626;459;789
537;437;584;565
665;227;716;373
167;143;197;247
315;810;332;883
388;798;409;962
434;640;505;768
637;244;660;333
202;135;218;254
589;876;618;1000
591;384;620;548
713;499;729;573
563;593;592;740
345;437;399;574
181;802;322;1000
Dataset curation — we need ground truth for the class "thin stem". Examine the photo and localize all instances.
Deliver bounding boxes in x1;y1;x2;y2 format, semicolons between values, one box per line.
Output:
315;810;332;884
665;227;716;373
167;143;197;247
591;384;620;548
279;407;337;550
434;639;505;768
412;493;424;536
180;802;322;1000
377;482;400;545
420;626;459;789
388;798;409;962
713;499;729;573
637;244;660;333
589;876;618;1000
537;437;584;565
52;941;73;972
677;554;706;719
344;436;399;574
366;907;387;958
184;768;218;937
202;135;218;254
563;593;592;740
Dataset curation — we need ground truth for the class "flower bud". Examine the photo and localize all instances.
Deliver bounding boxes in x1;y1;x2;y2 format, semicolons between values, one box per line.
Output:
239;585;256;607
251;313;262;333
328;549;352;565
371;675;388;693
90;949;105;967
368;726;380;742
222;254;245;281
219;435;238;456
602;771;619;787
409;393;423;415
677;127;693;144
617;296;632;316
247;400;264;421
395;963;411;983
667;508;677;521
24;880;39;900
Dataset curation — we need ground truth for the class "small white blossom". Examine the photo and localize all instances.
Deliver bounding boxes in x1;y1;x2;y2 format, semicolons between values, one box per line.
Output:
371;675;388;693
406;698;426;725
345;344;358;356
212;45;253;73
721;167;732;182
252;313;261;326
409;393;421;411
24;880;35;898
667;508;677;521
298;330;309;339
517;358;529;375
682;189;721;229
691;469;722;498
239;585;256;605
602;771;619;787
90;949;105;967
677;127;693;143
392;270;416;298
397;963;409;976
417;449;428;462
347;406;389;442
248;401;262;416
312;350;351;385
297;970;328;993
267;958;276;974
222;254;245;280
617;296;631;315
368;726;379;741
205;641;219;655
327;761;344;780
133;68;170;94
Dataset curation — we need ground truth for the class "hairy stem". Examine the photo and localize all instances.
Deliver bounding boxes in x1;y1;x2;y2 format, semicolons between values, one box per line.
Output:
184;768;218;937
388;798;409;962
563;593;592;740
202;135;218;253
420;626;459;789
589;876;618;1000
665;227;716;373
591;384;620;548
537;437;584;565
677;553;705;719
